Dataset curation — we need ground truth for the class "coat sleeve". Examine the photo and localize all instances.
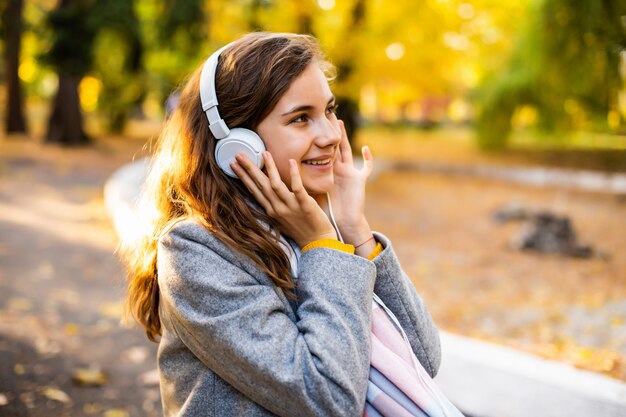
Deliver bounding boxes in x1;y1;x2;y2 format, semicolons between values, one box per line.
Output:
157;223;376;417
371;232;442;377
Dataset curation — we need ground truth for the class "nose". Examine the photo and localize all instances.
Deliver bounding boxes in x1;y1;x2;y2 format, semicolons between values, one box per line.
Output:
313;117;341;148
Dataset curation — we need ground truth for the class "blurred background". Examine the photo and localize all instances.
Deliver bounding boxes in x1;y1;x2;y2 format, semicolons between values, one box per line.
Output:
3;0;626;148
0;0;625;416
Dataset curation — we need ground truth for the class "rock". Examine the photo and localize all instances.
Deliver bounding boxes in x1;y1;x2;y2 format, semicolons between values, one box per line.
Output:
513;211;594;258
493;204;598;258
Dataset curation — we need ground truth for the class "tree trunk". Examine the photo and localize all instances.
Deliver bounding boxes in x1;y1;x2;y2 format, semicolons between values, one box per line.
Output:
335;0;367;146
336;97;358;143
5;0;27;134
46;75;90;145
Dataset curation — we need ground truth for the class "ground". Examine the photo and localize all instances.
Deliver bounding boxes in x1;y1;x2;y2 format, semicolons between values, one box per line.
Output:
356;127;626;381
0;124;624;415
0;134;158;417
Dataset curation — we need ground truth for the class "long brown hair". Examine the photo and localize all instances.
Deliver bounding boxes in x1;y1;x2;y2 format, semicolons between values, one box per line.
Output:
123;33;334;342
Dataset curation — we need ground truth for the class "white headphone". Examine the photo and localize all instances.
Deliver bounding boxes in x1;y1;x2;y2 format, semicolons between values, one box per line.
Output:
199;44;266;178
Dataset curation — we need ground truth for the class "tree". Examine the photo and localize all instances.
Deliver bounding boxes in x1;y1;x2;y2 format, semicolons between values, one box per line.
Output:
90;0;144;132
43;0;95;145
475;0;626;149
161;0;206;54
153;0;207;107
333;0;367;144
2;0;27;134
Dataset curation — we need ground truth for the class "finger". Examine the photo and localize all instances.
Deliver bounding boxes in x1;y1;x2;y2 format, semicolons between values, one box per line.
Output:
230;161;273;211
336;120;353;166
289;159;310;206
361;145;374;178
237;153;292;215
263;152;296;204
236;153;272;194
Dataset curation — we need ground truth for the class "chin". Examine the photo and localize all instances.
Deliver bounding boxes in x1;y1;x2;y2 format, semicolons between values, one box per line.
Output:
304;177;334;196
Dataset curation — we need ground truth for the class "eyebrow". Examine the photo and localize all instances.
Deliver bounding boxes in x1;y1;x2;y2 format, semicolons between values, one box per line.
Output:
280;96;336;117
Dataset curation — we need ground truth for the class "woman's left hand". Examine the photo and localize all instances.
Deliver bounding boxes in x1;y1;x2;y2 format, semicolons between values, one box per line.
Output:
331;120;375;254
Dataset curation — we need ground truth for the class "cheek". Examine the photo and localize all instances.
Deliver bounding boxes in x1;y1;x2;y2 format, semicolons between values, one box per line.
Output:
264;145;292;183
274;158;292;184
265;140;308;180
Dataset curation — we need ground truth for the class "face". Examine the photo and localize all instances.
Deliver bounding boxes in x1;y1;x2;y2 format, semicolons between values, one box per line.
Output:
256;62;341;199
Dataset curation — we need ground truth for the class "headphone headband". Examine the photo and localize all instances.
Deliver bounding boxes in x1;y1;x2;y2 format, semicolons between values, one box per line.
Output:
199;44;231;139
198;41;266;178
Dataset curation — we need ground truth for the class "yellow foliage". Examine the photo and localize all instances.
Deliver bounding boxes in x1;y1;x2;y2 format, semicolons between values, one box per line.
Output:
18;58;37;82
79;76;102;112
19;0;534;122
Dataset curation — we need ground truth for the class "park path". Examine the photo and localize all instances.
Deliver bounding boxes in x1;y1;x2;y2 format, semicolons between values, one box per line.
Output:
0;136;160;417
0;130;625;415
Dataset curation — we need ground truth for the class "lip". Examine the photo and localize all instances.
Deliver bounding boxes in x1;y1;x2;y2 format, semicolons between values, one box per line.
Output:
301;154;334;170
303;153;334;162
302;159;333;170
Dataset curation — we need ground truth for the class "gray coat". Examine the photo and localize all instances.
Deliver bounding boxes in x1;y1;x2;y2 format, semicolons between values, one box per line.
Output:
157;218;441;417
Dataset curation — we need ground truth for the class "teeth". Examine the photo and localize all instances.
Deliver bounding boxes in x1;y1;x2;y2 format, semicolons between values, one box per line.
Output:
304;159;330;165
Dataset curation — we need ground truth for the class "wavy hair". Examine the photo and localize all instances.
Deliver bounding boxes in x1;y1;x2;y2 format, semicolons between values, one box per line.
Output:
122;32;334;342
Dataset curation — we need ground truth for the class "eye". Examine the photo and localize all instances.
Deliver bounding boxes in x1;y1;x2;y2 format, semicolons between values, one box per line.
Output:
289;114;309;124
326;104;339;115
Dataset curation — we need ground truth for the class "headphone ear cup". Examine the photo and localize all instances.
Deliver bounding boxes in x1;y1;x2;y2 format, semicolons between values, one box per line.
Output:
215;128;266;178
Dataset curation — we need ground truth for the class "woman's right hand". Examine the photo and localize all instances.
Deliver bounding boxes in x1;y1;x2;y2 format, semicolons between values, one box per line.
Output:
231;152;337;248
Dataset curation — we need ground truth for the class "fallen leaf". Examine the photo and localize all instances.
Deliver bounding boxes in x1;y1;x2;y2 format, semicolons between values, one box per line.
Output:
103;408;130;417
14;364;24;375
41;386;72;404
72;368;108;386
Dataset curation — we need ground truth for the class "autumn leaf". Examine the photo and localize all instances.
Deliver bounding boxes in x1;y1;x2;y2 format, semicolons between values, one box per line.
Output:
72;368;108;387
103;409;130;417
41;386;72;404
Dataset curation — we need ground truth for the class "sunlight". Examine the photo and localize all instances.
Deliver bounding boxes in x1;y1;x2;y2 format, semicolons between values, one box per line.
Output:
385;42;405;61
317;0;335;11
40;73;58;97
0;200;115;253
360;84;378;120
443;32;470;51
448;98;471;122
103;158;153;247
457;3;475;20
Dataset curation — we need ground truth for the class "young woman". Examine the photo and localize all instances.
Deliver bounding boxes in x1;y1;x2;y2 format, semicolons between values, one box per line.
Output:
125;32;441;417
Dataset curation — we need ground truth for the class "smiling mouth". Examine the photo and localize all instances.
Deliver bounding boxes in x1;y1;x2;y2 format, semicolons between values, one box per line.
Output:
303;158;332;166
